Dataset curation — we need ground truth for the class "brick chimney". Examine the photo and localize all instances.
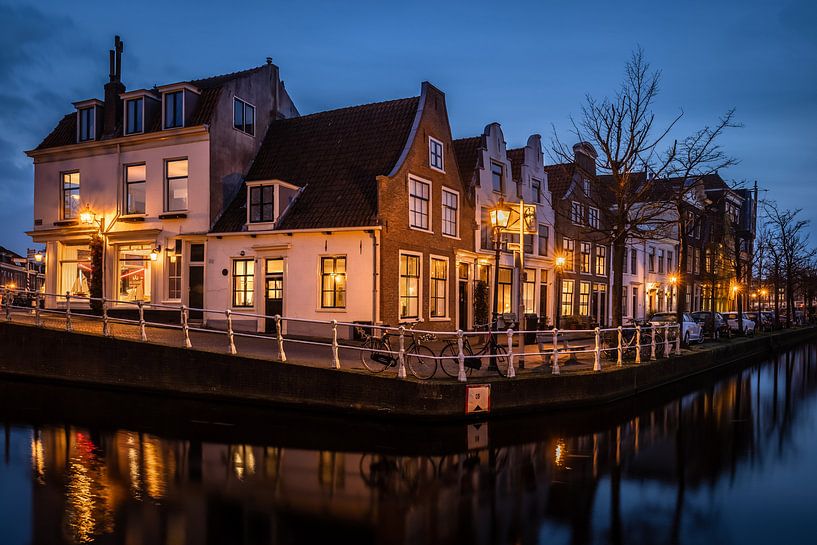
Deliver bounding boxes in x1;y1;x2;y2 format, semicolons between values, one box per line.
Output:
102;36;125;137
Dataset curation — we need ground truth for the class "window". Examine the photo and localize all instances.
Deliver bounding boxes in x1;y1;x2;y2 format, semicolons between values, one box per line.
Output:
164;91;183;129
249;185;275;223
118;244;153;302
588;207;599;229
429;137;444;172
233;97;255;136
571;201;583;224
430;257;448;318
622;286;628;315
583;179;591;196
538;224;549;256
480;207;494;250
523;269;535;314
632;287;639;318
695;247;701;274
399;254;420;319
648;247;655;272
232;259;254;307
125;164;146;215
623;248;628;274
579;282;591;316
497;268;513;314
595;246;607;276
532;179;542;204
580;242;591;273
491;162;504;193
658;249;665;273
59;244;91;296
320;256;346;309
408;177;430;230
667;251;673;273
61;171;80;219
563;238;575;271
441;189;458;237
631;249;638;275
561;279;574;317
165;159;188;211
78;107;94;142
166;241;182;300
687;245;694;273
126;98;143;134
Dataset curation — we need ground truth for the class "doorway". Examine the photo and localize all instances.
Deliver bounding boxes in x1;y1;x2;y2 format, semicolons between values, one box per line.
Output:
188;243;204;321
265;258;284;333
457;263;470;331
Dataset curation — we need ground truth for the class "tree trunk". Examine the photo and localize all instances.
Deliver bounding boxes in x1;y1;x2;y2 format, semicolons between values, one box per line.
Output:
785;264;793;327
774;268;781;329
735;236;744;332
676;219;689;322
611;238;626;326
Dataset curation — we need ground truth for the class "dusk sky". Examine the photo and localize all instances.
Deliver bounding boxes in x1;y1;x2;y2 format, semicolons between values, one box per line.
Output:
1;0;815;254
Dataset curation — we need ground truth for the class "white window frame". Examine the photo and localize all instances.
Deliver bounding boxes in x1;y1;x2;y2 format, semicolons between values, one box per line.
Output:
125;97;144;135
408;175;432;233
399;250;423;322
165;239;183;302
441;187;459;239
124;163;147;216
77;107;95;142
429;254;449;320
318;254;347;311
588;207;599;229
428;136;445;173
231;257;255;309
248;183;276;224
162;90;185;130
164;157;189;212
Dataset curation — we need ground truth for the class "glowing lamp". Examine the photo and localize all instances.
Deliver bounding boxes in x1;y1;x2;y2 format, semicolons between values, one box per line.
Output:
149;246;161;261
34;251;43;263
554;255;566;268
669;275;678;285
79;205;95;225
489;200;511;230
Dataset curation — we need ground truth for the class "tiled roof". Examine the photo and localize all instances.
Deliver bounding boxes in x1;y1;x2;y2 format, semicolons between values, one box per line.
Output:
452;136;482;188
34;65;265;151
543;163;575;199
506;147;525;183
212;96;420;232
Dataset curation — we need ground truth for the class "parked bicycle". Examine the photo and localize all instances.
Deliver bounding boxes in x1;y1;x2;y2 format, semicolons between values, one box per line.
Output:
438;323;510;378
357;321;437;379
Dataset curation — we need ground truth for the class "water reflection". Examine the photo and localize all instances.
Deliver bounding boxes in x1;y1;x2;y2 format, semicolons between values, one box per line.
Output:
1;345;816;544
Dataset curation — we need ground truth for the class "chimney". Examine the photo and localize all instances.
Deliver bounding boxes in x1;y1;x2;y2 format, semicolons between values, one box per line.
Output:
102;35;125;137
572;141;598;175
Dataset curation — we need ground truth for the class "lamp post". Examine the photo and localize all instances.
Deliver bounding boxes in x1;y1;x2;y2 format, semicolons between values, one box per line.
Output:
489;199;511;332
669;274;678;312
554;255;566;328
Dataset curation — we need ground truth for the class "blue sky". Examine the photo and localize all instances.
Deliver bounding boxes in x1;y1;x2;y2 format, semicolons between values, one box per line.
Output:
1;0;815;254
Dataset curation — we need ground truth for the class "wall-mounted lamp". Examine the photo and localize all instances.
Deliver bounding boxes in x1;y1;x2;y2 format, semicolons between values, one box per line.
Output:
150;245;161;261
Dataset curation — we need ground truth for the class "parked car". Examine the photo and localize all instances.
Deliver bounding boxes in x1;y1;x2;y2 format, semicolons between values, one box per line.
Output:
690;311;731;340
761;311;776;329
721;312;756;335
648;312;704;345
745;311;772;332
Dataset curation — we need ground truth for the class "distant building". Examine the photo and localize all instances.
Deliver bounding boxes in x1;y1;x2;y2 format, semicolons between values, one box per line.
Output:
0;246;44;292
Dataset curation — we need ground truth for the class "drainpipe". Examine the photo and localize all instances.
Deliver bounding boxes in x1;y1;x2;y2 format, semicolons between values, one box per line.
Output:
369;230;380;326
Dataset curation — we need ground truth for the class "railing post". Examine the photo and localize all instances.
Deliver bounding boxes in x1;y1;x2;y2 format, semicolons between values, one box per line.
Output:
664;324;671;357
182;305;192;349
34;293;42;327
65;292;72;332
650;325;657;360
331;319;340;369
138;301;147;342
635;325;642;364
617;326;623;367
102;299;110;337
226;310;237;355
506;329;516;378
397;326;407;379
675;324;682;355
456;329;467;383
551;328;560;375
593;327;601;371
274;314;286;362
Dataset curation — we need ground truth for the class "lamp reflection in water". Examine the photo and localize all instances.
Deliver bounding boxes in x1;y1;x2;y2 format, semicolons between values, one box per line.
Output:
64;432;115;544
31;431;45;485
554;438;568;468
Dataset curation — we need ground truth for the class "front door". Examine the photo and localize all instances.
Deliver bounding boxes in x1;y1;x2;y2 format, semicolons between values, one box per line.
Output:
458;281;468;330
265;258;284;333
188;243;205;321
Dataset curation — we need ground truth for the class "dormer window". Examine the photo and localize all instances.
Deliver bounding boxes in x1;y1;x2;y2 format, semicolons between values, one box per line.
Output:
583;179;591;196
429;137;444;172
78;107;95;142
233;98;255;136
164;91;184;129
249;185;275;223
125;98;143;134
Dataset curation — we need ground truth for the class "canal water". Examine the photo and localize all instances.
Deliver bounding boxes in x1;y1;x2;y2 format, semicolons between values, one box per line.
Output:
1;344;816;545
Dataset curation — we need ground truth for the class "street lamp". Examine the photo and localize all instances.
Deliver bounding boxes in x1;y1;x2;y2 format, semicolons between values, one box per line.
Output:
489;199;511;331
554;255;566;328
669;274;678;312
80;204;106;306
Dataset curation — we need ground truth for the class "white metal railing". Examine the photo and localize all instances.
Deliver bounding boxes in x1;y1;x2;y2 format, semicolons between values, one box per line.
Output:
1;287;682;383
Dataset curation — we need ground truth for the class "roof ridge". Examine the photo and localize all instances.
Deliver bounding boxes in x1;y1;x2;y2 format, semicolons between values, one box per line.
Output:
189;64;267;88
281;96;420;123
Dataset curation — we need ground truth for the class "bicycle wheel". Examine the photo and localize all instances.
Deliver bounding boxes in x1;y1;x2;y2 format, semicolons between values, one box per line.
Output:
360;337;391;373
407;345;437;379
439;342;472;378
493;345;510;377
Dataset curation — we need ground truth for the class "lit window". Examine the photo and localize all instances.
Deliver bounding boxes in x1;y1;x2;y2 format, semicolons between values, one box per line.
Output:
233;97;255;136
430;257;447;318
126;98;143;134
409;177;430;230
580;242;591;273
78;107;95;142
399;254;420;319
523;269;535;314
429;137;444;171
579;281;591;316
61;171;80;219
491;162;504;193
118;244;153;302
563;238;575;271
166;241;182;300
164;91;183;129
125;164;146;215
588;207;599;228
538;224;549;256
165;159;188;211
595;246;607;276
497;267;513;314
561;279;574;317
441;189;458;237
59;244;91;296
232;258;254;307
249;185;275;223
320;256;346;309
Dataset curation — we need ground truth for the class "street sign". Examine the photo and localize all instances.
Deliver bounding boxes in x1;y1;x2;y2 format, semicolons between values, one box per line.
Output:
465;384;491;414
500;203;538;235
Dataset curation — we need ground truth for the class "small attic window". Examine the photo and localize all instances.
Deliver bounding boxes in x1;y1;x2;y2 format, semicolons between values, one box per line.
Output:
429;137;444;172
249;184;275;223
164;91;184;129
125;98;143;134
234;97;255;136
78;107;95;142
583;179;591;196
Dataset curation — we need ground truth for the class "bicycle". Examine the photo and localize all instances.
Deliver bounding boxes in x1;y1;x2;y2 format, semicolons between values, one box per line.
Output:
357;321;437;379
437;322;510;378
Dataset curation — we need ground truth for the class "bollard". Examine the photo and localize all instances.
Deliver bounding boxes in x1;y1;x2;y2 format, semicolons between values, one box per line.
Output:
397;326;407;379
617;326;623;367
65;292;72;332
650;325;657;360
138;301;147;342
635;325;642;364
506;329;516;378
274;314;286;361
181;305;192;349
675;324;681;355
456;329;467;382
664;324;671;356
226;310;237;355
551;328;560;375
593;327;601;372
102;299;110;337
34;294;42;327
331;319;340;369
